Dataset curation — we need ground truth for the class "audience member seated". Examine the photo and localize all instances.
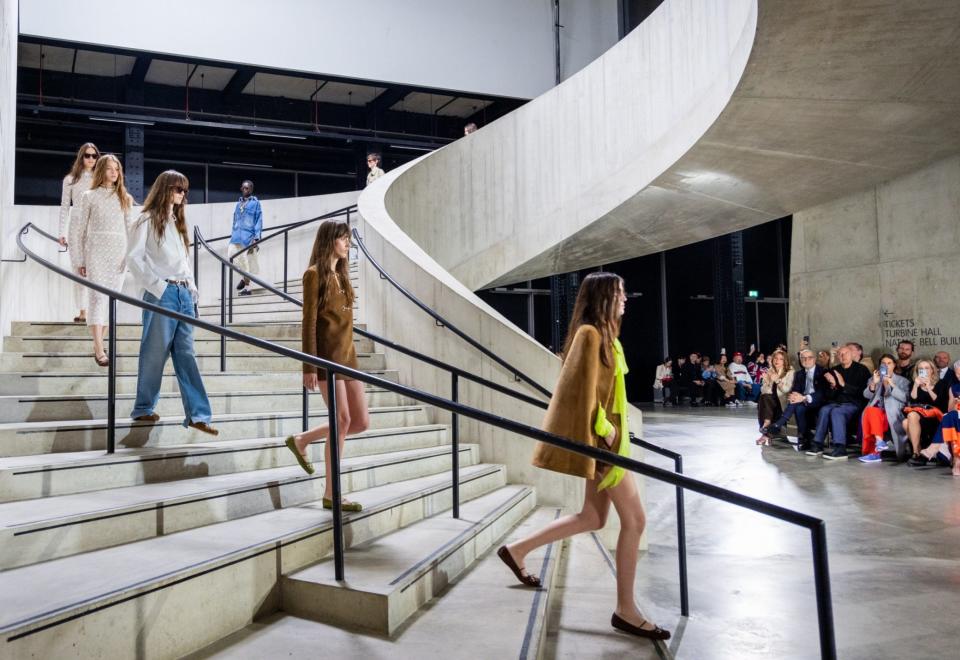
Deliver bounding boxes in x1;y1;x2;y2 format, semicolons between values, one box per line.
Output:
808;345;871;460
894;340;915;379
845;341;876;372
700;356;722;406
716;353;737;405
756;350;795;445
903;359;946;463
857;353;909;463
653;357;673;405
763;349;829;450
728;352;753;406
935;351;956;388
677;352;704;406
746;353;767;406
912;360;960;475
816;350;831;369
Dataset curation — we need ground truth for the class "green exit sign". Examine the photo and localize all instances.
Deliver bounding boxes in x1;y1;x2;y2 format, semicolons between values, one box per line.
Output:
748;290;759;298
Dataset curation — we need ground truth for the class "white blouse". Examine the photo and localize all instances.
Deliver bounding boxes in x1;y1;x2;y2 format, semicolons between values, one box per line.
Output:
126;212;197;300
59;170;94;237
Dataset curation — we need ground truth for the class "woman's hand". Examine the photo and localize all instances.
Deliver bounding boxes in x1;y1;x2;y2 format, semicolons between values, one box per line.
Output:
303;373;318;391
604;426;618;449
872;370;881;385
883;375;895;390
58;236;68;247
78;266;87;277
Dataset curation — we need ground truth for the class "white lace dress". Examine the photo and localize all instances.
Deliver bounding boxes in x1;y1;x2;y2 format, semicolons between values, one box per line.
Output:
74;186;136;326
59;170;94;309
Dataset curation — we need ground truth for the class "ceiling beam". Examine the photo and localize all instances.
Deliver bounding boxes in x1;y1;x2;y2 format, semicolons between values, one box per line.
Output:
222;67;256;101
129;56;151;84
366;86;413;115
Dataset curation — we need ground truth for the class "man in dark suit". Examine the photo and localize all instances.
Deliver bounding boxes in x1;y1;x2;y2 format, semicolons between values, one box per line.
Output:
763;349;829;450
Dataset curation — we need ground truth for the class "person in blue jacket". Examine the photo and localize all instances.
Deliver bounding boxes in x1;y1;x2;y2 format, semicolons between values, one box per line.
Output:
229;179;263;295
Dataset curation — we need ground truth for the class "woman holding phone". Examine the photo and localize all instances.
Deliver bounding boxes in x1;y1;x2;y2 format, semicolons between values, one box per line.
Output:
858;354;909;463
902;360;944;462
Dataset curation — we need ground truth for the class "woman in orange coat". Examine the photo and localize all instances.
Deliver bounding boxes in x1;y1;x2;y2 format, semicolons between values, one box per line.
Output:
497;272;669;641
285;221;369;511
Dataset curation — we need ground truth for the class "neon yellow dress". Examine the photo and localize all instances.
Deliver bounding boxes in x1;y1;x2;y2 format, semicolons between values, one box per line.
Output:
594;338;630;490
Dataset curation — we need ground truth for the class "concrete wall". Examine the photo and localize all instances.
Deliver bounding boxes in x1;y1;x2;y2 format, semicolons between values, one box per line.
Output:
0;191;358;337
19;0;618;99
789;155;960;361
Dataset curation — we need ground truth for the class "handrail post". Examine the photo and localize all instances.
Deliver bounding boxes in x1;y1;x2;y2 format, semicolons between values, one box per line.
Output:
302;385;309;432
811;522;837;660
283;231;289;293
674;454;689;616
228;267;234;324
219;263;227;372
327;373;345;581
193;226;199;292
106;296;117;454
451;372;460;519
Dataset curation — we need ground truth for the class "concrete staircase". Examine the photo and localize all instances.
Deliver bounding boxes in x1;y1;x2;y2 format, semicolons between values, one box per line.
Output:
0;259;669;659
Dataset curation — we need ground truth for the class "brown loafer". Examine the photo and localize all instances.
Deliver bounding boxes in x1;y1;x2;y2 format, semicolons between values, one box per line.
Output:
611;613;670;640
134;413;160;422
496;545;541;587
188;421;219;436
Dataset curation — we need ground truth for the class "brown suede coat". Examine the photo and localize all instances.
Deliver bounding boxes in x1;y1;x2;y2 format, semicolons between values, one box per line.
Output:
301;265;358;380
532;325;618;480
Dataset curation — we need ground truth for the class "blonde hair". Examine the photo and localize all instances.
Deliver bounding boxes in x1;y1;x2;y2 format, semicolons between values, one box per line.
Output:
65;142;100;185
913;360;939;387
769;349;791;377
90;154;134;212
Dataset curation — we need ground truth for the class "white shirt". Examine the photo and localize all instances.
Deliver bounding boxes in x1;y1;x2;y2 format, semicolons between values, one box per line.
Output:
728;362;751;383
126;212;197;300
940;367;948;380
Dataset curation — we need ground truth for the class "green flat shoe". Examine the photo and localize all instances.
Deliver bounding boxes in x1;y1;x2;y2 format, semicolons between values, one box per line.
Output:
285;436;315;475
322;497;363;512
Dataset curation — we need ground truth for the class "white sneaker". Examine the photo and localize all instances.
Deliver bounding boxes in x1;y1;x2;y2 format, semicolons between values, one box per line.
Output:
874;440;890;452
746;400;758;407
725;402;736;408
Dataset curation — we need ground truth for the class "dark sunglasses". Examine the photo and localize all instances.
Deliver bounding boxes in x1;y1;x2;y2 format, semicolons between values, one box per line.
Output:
83;152;98;159
171;186;188;194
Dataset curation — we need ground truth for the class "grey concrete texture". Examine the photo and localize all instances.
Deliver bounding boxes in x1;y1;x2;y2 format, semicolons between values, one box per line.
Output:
371;0;960;290
789;155;960;357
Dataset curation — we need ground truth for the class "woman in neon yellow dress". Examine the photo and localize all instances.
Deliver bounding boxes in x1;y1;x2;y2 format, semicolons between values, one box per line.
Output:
496;272;669;641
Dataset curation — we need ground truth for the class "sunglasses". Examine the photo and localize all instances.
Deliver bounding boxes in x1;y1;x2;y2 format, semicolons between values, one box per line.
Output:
83;153;98;159
171;186;188;194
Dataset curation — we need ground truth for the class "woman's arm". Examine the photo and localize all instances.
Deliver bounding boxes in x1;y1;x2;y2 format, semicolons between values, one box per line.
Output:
126;215;168;299
58;177;72;241
301;268;320;376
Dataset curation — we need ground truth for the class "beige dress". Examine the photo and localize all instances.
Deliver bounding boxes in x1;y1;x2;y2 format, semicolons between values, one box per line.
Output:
75;186;135;326
60;170;94;309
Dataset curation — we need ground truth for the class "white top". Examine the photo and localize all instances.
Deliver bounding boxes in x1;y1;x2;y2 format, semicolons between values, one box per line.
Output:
59;170;94;237
366;167;385;186
126;212;197;300
728;362;751;383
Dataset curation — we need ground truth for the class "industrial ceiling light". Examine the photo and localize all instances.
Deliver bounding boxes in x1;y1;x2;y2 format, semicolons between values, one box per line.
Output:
248;131;306;140
88;116;155;126
222;161;273;169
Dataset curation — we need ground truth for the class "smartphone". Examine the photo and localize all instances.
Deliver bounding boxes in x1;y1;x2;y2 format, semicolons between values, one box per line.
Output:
919;368;929;379
879;365;888;377
831;341;838;348
803;335;810;343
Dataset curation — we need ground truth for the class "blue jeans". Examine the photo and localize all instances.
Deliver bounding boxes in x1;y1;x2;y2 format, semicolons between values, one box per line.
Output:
735;382;754;401
813;402;859;449
131;284;212;426
772;402;819;440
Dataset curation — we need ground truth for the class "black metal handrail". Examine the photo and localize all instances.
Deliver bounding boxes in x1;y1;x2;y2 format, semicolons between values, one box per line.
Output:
18;222;837;660
351;228;552;399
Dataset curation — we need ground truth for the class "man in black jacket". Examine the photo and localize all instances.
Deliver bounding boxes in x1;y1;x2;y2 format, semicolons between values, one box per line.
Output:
763;349;828;449
809;345;871;459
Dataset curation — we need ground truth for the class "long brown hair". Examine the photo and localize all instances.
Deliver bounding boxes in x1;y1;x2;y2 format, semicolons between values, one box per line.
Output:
90;154;134;212
307;220;355;308
560;272;624;368
139;170;190;252
65;142;100;184
769;349;791;377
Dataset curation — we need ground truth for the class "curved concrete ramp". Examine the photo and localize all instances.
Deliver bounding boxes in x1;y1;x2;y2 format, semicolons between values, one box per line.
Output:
376;0;960;290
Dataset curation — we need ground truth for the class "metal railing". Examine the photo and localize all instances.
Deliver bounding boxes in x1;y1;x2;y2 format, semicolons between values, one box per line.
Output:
17;222;837;659
192;204;357;321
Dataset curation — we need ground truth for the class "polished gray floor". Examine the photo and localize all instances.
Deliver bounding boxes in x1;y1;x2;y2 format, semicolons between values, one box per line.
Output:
634;406;960;660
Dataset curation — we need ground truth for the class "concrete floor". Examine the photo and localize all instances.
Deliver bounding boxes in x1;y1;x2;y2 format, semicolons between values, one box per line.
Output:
634;406;960;660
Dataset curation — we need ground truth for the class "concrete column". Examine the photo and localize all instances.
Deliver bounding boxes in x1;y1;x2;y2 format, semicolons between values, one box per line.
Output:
124;126;145;202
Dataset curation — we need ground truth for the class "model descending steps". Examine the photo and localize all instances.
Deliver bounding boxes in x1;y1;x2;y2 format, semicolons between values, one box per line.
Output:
59;142;100;323
286;220;369;511
498;272;669;641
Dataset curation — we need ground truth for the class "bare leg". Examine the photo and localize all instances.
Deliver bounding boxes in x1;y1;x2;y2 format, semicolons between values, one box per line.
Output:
506;475;610;576
905;414;921;455
91;325;105;358
605;473;660;631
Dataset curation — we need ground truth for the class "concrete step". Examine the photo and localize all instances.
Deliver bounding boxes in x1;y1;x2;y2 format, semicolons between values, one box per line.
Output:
199;309;318;323
198;295;358;312
0;403;431;456
186;505;564;659
0;351;386;373
3;335;376;355
542;532;670;659
0;462;500;659
0;368;399;396
0;425;451;501
281;484;537;636
0;452;502;571
0;386;406;423
8;321;342;340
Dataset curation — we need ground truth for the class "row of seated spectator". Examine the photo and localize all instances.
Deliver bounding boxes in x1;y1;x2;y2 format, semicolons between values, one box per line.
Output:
756;340;960;475
653;348;781;408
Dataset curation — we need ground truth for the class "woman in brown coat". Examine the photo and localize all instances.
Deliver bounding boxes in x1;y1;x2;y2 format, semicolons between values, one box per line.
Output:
496;272;669;641
285;221;369;512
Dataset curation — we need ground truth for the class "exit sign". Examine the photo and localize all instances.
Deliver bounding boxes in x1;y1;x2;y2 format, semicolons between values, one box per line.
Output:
748;290;759;298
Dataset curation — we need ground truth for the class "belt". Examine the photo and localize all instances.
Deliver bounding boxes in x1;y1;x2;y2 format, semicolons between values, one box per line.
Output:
166;279;190;287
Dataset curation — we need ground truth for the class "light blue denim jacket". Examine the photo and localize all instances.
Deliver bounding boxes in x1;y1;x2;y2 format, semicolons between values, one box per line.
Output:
230;196;262;247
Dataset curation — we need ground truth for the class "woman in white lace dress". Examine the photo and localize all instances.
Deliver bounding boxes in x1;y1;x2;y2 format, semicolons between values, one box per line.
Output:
74;154;136;365
59;142;100;322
